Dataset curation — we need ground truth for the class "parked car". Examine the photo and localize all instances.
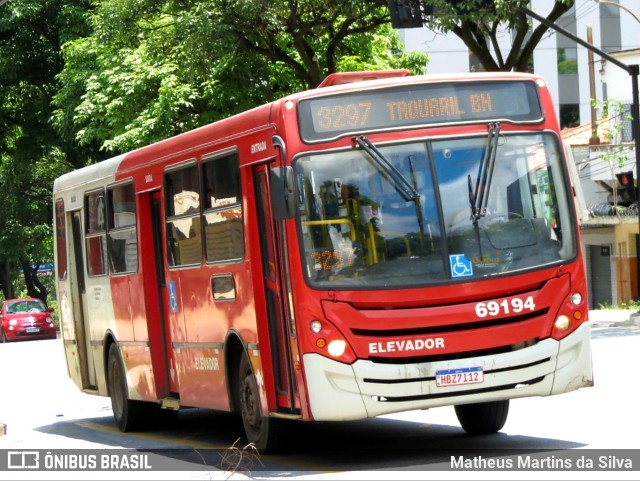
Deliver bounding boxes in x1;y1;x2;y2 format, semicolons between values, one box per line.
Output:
0;298;57;343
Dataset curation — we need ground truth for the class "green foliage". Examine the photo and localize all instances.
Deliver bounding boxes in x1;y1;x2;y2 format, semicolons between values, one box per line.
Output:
0;0;86;300
336;23;428;74
2;0;428;302
596;299;640;311
52;0;428;154
591;98;633;163
557;48;578;74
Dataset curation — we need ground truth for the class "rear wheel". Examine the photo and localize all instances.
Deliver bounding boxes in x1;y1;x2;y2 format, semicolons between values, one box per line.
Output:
454;400;509;435
107;343;153;432
238;353;281;453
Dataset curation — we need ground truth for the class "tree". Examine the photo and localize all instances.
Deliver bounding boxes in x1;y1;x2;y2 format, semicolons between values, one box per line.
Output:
52;0;428;154
0;0;90;301
416;0;575;72
0;0;428;302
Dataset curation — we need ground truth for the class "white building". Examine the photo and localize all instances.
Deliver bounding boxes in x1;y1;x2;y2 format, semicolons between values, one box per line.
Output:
399;0;640;129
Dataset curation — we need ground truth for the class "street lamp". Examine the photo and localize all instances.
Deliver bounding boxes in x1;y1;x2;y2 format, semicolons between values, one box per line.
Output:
596;0;640;26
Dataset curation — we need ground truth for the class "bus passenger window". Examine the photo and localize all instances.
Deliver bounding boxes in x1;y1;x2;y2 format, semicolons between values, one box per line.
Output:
84;189;108;276
55;198;68;280
165;164;203;267
107;183;138;274
202;152;244;263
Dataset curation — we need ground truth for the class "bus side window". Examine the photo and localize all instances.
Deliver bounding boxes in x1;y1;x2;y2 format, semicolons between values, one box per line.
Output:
107;182;138;274
84;189;108;276
202;151;244;263
165;163;203;267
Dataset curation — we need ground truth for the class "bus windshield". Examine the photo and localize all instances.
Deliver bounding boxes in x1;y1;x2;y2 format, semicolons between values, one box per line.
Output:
294;132;576;288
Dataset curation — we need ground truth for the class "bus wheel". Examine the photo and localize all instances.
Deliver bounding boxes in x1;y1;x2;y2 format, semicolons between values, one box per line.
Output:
107;343;149;432
454;400;509;435
238;353;281;453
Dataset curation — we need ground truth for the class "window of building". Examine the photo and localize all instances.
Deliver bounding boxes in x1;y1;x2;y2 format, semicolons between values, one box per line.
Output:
560;104;580;129
557;48;578;74
468;52;484;73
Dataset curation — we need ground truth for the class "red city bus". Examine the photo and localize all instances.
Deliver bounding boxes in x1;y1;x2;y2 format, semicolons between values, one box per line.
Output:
53;70;593;452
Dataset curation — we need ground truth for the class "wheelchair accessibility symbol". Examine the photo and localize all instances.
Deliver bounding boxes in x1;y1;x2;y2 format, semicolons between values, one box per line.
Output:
449;254;473;278
168;281;178;313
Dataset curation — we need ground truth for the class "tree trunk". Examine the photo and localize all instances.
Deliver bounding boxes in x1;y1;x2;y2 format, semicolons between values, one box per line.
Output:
0;261;15;300
20;258;48;306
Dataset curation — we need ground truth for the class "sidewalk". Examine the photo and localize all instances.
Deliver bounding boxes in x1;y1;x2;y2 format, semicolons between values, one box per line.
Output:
588;308;640;328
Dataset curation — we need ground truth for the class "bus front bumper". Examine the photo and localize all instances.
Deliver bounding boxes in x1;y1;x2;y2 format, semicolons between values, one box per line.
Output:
302;322;593;421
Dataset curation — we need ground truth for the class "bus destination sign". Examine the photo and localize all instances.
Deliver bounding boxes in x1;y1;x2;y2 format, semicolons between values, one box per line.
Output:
298;80;543;142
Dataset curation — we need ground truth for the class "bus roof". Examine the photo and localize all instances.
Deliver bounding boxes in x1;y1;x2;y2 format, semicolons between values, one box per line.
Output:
53;153;126;194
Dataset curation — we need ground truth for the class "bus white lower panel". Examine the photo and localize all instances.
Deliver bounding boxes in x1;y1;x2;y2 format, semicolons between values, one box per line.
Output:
303;323;593;421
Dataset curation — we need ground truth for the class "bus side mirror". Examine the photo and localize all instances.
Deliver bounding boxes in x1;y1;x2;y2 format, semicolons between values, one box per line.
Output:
271;166;296;220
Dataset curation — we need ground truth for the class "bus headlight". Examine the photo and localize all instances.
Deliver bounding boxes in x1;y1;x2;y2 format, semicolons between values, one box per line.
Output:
327;340;347;357
308;318;356;364
310;320;322;333
554;315;571;331
551;290;587;340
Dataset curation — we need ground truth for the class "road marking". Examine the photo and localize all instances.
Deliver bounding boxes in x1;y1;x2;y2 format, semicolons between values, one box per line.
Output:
74;421;226;449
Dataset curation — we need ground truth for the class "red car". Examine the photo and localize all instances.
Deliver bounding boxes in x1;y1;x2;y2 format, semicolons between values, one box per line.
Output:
0;298;57;342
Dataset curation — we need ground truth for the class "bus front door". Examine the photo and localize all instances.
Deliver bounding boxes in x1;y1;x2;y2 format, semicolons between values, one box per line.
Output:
254;163;299;414
136;191;178;399
67;210;97;389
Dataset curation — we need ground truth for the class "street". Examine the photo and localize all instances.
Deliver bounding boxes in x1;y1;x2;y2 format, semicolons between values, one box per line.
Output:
0;322;638;480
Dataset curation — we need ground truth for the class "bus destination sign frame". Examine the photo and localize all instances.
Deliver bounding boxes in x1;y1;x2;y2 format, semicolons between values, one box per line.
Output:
298;80;544;142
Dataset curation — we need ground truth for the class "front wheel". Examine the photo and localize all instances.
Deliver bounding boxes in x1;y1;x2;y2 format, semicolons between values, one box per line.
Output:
454;400;509;435
237;353;281;454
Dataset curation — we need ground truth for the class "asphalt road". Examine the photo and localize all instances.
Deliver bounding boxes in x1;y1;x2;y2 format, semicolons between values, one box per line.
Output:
0;318;639;480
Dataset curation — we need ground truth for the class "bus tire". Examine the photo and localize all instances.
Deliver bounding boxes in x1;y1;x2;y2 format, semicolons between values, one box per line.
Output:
107;343;151;432
238;353;281;454
454;400;509;435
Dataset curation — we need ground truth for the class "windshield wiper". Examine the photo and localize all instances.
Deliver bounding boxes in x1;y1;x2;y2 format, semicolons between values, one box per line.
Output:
468;122;501;223
353;135;427;250
353;135;418;202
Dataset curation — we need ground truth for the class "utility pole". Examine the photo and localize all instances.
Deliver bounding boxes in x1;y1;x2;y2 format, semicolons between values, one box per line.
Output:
587;26;600;146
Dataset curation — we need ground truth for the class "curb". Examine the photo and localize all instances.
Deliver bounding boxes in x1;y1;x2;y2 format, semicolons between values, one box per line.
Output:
589;310;640;328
